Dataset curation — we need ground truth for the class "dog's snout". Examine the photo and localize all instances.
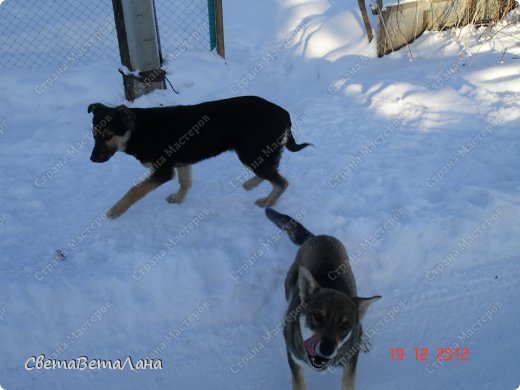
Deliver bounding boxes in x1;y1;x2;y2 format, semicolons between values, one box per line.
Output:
318;340;337;358
90;150;104;163
90;154;110;163
90;142;115;163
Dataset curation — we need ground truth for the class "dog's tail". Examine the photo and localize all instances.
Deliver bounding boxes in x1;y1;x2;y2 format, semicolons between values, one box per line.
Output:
285;129;311;152
265;208;313;246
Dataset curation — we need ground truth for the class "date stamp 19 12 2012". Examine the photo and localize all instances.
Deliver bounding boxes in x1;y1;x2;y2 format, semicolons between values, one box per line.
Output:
390;347;469;362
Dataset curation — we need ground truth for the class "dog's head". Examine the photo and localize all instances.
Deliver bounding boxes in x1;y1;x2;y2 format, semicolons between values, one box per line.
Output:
296;266;380;371
87;103;136;163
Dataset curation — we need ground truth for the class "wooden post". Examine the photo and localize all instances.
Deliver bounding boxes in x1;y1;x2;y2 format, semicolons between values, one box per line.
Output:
358;0;373;42
375;0;386;57
208;0;225;58
112;0;165;101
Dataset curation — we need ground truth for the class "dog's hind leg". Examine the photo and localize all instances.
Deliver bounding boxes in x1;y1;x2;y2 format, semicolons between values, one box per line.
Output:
242;175;264;191
288;352;306;390
237;148;287;207
252;166;288;208
107;169;173;219
166;165;192;204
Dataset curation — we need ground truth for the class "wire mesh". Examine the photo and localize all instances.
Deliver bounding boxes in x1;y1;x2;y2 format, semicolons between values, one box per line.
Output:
0;0;118;69
0;0;212;70
155;0;211;62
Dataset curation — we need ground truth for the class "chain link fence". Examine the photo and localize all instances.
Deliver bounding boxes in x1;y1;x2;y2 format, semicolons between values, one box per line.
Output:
156;0;211;61
0;0;212;70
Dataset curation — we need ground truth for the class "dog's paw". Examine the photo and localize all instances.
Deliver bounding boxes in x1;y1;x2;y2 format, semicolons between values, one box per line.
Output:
106;203;125;219
242;181;255;191
242;176;263;191
106;209;119;219
166;193;185;204
255;197;274;208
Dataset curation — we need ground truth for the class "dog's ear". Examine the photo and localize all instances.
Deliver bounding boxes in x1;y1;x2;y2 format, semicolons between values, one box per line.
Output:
116;106;136;131
298;266;320;302
355;296;381;320
87;103;104;114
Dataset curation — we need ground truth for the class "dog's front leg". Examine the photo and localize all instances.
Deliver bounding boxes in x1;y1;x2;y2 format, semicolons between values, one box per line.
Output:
288;352;306;390
107;170;173;219
341;353;359;390
166;165;192;204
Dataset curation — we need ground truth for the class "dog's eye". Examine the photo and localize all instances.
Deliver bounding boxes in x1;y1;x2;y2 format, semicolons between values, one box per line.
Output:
103;131;114;140
313;312;325;323
341;320;350;330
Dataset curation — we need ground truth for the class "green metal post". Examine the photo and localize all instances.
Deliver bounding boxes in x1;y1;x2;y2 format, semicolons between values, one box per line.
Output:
208;0;217;51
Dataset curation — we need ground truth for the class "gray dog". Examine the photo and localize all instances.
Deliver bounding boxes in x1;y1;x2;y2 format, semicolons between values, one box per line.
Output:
265;208;381;390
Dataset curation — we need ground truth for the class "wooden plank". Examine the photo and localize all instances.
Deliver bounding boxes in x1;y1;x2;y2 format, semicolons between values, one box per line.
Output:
215;0;225;58
377;0;516;57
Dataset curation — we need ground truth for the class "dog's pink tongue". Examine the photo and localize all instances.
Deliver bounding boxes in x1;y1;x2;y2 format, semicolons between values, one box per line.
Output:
304;334;320;357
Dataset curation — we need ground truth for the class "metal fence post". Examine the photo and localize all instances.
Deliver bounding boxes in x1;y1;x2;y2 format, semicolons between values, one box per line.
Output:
208;0;225;58
112;0;166;101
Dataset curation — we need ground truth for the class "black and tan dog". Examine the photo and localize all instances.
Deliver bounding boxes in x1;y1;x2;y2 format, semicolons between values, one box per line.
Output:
88;96;309;218
265;208;381;390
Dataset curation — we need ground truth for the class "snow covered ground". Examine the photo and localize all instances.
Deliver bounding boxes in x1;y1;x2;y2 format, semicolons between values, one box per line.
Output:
1;1;519;389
